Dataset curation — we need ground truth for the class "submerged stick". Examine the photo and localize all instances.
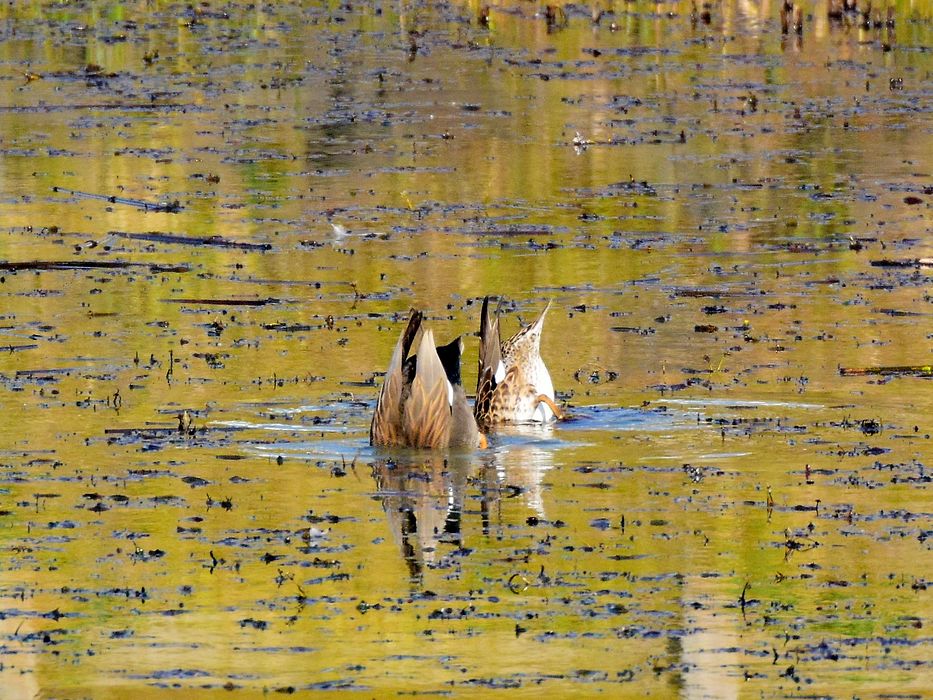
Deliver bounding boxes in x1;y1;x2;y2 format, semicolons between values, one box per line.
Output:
52;186;182;213
839;365;932;377
112;231;270;251
673;288;762;298
0;260;190;273
162;297;281;306
870;258;933;268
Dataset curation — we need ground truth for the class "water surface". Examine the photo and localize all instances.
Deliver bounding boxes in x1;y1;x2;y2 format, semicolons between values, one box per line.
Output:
0;1;930;697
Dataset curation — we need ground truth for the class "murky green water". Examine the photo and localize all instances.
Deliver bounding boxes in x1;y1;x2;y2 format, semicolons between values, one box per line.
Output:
0;1;930;697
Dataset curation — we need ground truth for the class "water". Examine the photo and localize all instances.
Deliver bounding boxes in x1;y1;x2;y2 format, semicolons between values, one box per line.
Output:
0;1;930;697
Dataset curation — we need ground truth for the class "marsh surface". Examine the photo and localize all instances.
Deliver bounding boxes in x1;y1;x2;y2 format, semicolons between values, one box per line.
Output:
0;1;930;697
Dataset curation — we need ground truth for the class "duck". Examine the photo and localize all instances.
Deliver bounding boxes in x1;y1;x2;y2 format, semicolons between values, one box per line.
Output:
371;310;486;449
474;296;563;427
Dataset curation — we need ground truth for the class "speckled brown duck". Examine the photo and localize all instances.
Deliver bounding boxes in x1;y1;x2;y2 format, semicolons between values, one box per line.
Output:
474;296;563;427
371;310;486;449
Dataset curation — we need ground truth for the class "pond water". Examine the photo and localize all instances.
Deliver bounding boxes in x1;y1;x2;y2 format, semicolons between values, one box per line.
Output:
0;0;930;697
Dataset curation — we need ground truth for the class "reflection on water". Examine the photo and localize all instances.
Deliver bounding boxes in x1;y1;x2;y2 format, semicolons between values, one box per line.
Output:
371;427;563;585
372;454;478;586
487;423;560;518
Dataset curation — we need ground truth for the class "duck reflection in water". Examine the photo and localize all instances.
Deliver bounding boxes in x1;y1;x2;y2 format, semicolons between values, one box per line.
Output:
371;454;486;586
371;433;558;586
485;422;559;520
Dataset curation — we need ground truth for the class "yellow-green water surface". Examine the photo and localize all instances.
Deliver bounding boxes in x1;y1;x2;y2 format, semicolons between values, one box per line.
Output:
0;1;930;697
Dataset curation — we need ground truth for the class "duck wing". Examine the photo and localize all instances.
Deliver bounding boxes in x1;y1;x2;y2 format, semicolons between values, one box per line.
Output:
474;296;503;425
371;310;423;446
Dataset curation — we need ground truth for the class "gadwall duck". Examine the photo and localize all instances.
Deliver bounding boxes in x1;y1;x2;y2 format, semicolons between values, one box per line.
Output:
371;310;486;449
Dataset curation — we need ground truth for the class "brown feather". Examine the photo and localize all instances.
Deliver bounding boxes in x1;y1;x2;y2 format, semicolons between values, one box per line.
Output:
475;296;502;427
371;310;422;446
402;329;452;448
475;299;558;425
372;312;484;449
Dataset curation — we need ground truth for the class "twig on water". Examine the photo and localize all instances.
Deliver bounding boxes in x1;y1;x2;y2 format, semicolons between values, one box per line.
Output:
53;186;182;213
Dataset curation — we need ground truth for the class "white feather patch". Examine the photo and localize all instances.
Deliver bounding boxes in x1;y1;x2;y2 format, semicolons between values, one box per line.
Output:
494;361;506;384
